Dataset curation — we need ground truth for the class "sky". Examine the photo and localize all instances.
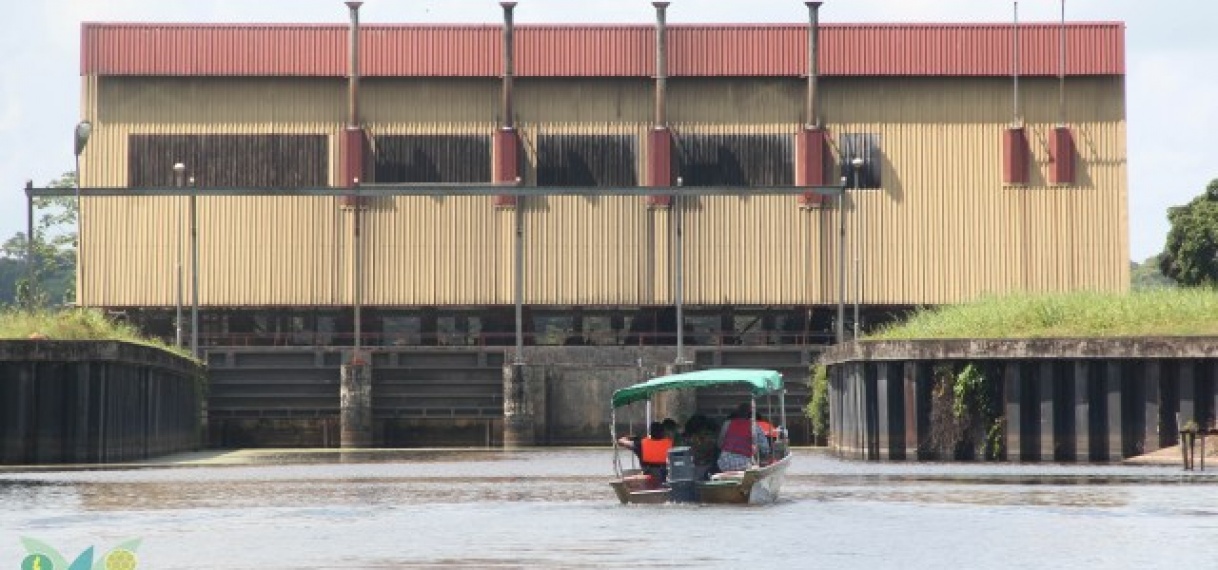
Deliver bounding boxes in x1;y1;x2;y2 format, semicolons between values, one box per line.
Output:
1;0;1214;263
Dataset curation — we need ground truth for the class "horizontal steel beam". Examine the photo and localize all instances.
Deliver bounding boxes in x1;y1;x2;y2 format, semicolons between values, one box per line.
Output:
26;184;846;198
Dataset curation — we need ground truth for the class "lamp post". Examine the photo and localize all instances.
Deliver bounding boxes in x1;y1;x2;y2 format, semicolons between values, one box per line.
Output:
189;176;199;359
73;120;92;306
851;157;864;340
173;163;185;348
836;175;846;345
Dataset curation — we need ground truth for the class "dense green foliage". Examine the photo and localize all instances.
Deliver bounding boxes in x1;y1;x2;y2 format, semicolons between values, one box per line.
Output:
0;172;77;306
871;289;1218;339
953;364;1003;459
1160;179;1218;287
1131;255;1174;291
0;308;189;358
806;364;830;445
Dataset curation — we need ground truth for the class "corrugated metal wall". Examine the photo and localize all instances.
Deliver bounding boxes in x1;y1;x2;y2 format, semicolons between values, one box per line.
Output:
82;23;1125;78
80;77;347;307
79;75;1128;308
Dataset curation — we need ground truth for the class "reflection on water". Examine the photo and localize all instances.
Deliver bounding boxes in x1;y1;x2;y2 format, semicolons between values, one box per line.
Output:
2;449;1218;569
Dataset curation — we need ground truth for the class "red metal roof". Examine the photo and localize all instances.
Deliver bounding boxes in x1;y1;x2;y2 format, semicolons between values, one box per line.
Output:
81;23;1124;78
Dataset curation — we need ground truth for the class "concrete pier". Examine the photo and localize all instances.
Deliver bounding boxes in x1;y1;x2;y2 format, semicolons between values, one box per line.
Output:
340;362;373;448
502;362;534;448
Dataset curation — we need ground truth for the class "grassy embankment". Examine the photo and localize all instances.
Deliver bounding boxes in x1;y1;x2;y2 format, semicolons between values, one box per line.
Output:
0;307;191;359
870;289;1218;340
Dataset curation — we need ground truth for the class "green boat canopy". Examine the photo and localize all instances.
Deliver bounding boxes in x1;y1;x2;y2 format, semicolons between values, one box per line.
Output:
611;368;784;409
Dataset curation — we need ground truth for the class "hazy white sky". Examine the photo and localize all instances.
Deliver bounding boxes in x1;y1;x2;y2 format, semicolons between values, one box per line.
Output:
1;0;1213;262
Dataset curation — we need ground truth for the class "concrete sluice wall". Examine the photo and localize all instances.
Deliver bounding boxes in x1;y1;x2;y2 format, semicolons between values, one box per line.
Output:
820;338;1218;462
0;341;203;464
203;346;818;448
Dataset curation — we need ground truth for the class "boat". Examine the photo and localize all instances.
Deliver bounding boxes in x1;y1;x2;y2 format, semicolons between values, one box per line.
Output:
608;368;794;505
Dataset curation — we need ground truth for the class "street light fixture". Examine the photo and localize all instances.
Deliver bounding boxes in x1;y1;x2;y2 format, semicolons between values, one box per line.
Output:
173;163;185;349
74;120;92;306
851;157;864;340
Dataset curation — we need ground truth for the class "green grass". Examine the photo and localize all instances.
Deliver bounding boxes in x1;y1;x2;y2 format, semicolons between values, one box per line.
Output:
871;289;1218;340
0;307;192;359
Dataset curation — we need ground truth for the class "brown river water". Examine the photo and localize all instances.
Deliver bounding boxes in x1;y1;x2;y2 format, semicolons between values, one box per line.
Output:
2;449;1217;569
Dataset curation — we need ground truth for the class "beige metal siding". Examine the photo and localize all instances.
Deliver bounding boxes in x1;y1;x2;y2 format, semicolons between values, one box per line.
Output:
83;78;347;306
362;78;499;124
79;75;1127;308
515;79;651;124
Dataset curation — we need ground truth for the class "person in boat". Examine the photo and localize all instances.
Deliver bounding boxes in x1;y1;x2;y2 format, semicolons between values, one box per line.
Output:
662;418;681;446
683;413;720;481
755;413;790;463
716;403;772;473
617;421;674;485
756;413;776;438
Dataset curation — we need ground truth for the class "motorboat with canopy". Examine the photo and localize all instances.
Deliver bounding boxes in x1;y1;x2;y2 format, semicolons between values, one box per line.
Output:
609;368;793;505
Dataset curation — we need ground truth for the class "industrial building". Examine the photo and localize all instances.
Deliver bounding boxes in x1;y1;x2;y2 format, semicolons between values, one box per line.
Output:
67;4;1128;446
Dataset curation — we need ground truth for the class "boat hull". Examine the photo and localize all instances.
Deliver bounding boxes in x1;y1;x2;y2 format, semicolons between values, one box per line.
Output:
610;453;793;505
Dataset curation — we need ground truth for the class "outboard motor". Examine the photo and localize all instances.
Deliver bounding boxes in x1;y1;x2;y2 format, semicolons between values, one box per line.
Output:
666;446;696;503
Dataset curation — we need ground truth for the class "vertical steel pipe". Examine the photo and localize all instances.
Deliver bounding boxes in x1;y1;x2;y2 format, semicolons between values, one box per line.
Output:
1059;0;1067;126
173;163;185;349
805;2;823;128
1012;1;1020;125
189;176;199;359
836;176;846;344
346;2;362;128
346;1;363;356
74;155;83;306
25;181;34;305
675;177;684;362
653;2;669;127
501;2;517;128
514;192;524;364
354;179;362;356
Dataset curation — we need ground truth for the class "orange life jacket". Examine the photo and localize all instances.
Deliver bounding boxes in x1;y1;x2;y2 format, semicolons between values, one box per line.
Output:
757;420;775;438
639;437;673;466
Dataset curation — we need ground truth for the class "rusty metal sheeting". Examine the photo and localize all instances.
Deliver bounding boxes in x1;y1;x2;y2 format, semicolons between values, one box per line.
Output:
536;134;638;187
373;134;491;183
128;134;328;187
82;23;1124;78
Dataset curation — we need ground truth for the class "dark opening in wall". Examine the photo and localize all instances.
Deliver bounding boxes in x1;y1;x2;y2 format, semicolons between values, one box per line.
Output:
675;133;792;186
839;133;883;189
536;134;637;187
128;134;328;187
373;134;491;183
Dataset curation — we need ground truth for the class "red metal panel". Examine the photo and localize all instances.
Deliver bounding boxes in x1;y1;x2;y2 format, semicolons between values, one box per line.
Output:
517;27;653;77
796;128;828;208
646;128;673;208
1050;126;1075;185
818;24;1124;76
81;23;1125;78
340;127;366;207
1003;127;1029;186
669;25;804;77
363;26;500;77
493;128;519;208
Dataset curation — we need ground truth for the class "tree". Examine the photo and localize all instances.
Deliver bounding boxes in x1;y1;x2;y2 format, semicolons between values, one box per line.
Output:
1131;255;1174;290
0;173;78;307
1160;179;1218;287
